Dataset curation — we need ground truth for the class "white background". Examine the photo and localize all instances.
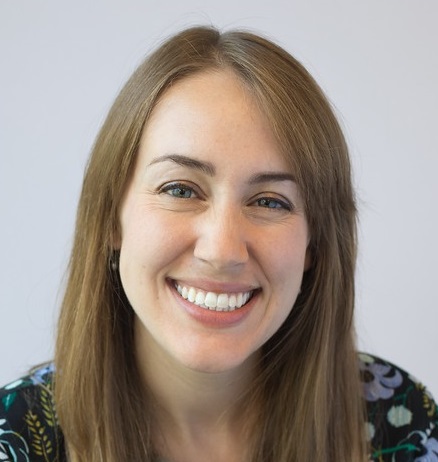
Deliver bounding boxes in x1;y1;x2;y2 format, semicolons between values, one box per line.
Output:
1;0;437;396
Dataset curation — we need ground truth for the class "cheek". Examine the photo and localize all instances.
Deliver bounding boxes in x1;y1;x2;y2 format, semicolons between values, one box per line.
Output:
269;227;309;277
119;206;194;274
267;232;309;306
256;240;307;347
118;210;183;312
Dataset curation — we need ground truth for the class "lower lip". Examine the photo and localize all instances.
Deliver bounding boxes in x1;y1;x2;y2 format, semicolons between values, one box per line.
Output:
169;282;258;328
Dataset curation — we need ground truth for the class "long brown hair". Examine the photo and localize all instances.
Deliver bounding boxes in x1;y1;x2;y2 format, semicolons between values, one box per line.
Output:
55;26;367;461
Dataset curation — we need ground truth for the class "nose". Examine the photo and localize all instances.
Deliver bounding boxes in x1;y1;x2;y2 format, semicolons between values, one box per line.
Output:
193;204;249;270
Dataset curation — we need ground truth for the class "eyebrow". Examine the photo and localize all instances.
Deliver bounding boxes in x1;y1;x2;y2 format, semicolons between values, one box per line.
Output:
147;153;295;184
248;172;296;184
148;154;215;176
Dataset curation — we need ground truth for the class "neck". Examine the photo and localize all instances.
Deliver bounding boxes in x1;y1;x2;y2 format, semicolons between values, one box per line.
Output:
134;322;259;461
136;329;258;425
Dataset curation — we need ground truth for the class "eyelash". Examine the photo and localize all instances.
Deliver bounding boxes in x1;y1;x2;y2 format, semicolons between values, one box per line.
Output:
159;182;199;199
255;197;292;211
158;182;293;211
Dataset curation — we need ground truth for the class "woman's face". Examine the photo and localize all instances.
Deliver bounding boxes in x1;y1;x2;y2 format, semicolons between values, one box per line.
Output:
118;70;310;374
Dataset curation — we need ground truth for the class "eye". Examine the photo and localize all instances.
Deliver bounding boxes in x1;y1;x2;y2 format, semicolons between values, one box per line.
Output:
159;182;198;199
255;197;292;211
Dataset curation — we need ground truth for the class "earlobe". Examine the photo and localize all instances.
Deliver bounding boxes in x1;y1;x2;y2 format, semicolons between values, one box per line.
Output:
109;250;120;272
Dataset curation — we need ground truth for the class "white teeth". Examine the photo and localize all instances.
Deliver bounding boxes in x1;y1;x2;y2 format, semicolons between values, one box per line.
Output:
204;292;217;308
188;287;196;303
217;294;229;309
174;283;255;312
195;291;205;306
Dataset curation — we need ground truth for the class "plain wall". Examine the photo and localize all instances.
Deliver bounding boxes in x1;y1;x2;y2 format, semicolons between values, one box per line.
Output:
1;0;437;396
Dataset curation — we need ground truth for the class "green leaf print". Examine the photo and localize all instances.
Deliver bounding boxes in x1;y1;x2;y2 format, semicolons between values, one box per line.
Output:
1;392;16;412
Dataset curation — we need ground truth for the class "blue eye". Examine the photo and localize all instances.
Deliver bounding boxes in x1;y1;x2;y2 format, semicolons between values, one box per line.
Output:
256;197;292;211
160;183;196;199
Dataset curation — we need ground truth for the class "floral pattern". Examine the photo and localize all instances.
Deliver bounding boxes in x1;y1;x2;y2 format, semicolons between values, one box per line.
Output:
360;354;438;461
0;366;64;462
360;353;403;401
0;355;437;461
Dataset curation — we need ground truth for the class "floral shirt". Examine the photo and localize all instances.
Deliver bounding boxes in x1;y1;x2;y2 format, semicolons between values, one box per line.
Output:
0;355;437;461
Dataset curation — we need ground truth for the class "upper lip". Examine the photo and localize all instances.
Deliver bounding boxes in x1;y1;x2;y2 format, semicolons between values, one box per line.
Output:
169;278;260;294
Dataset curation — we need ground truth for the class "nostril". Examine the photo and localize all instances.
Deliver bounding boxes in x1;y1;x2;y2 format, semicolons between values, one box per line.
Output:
193;228;249;268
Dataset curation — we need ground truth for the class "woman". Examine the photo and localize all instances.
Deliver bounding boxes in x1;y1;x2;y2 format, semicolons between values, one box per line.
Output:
0;26;437;462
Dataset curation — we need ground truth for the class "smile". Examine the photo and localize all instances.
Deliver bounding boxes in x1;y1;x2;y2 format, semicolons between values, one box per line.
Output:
174;282;255;312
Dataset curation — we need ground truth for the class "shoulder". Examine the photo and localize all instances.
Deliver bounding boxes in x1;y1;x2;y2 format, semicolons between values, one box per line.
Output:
0;363;65;462
359;353;438;461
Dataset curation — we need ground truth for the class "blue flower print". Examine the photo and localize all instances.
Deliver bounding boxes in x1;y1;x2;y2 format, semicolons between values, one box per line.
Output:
359;354;403;402
414;434;438;461
387;423;438;461
29;364;55;386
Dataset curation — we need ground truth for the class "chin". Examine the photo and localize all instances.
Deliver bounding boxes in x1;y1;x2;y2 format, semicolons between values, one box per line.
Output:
175;347;259;375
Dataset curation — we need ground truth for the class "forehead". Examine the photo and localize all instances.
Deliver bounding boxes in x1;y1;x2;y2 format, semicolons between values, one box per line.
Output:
147;70;259;131
138;70;289;171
